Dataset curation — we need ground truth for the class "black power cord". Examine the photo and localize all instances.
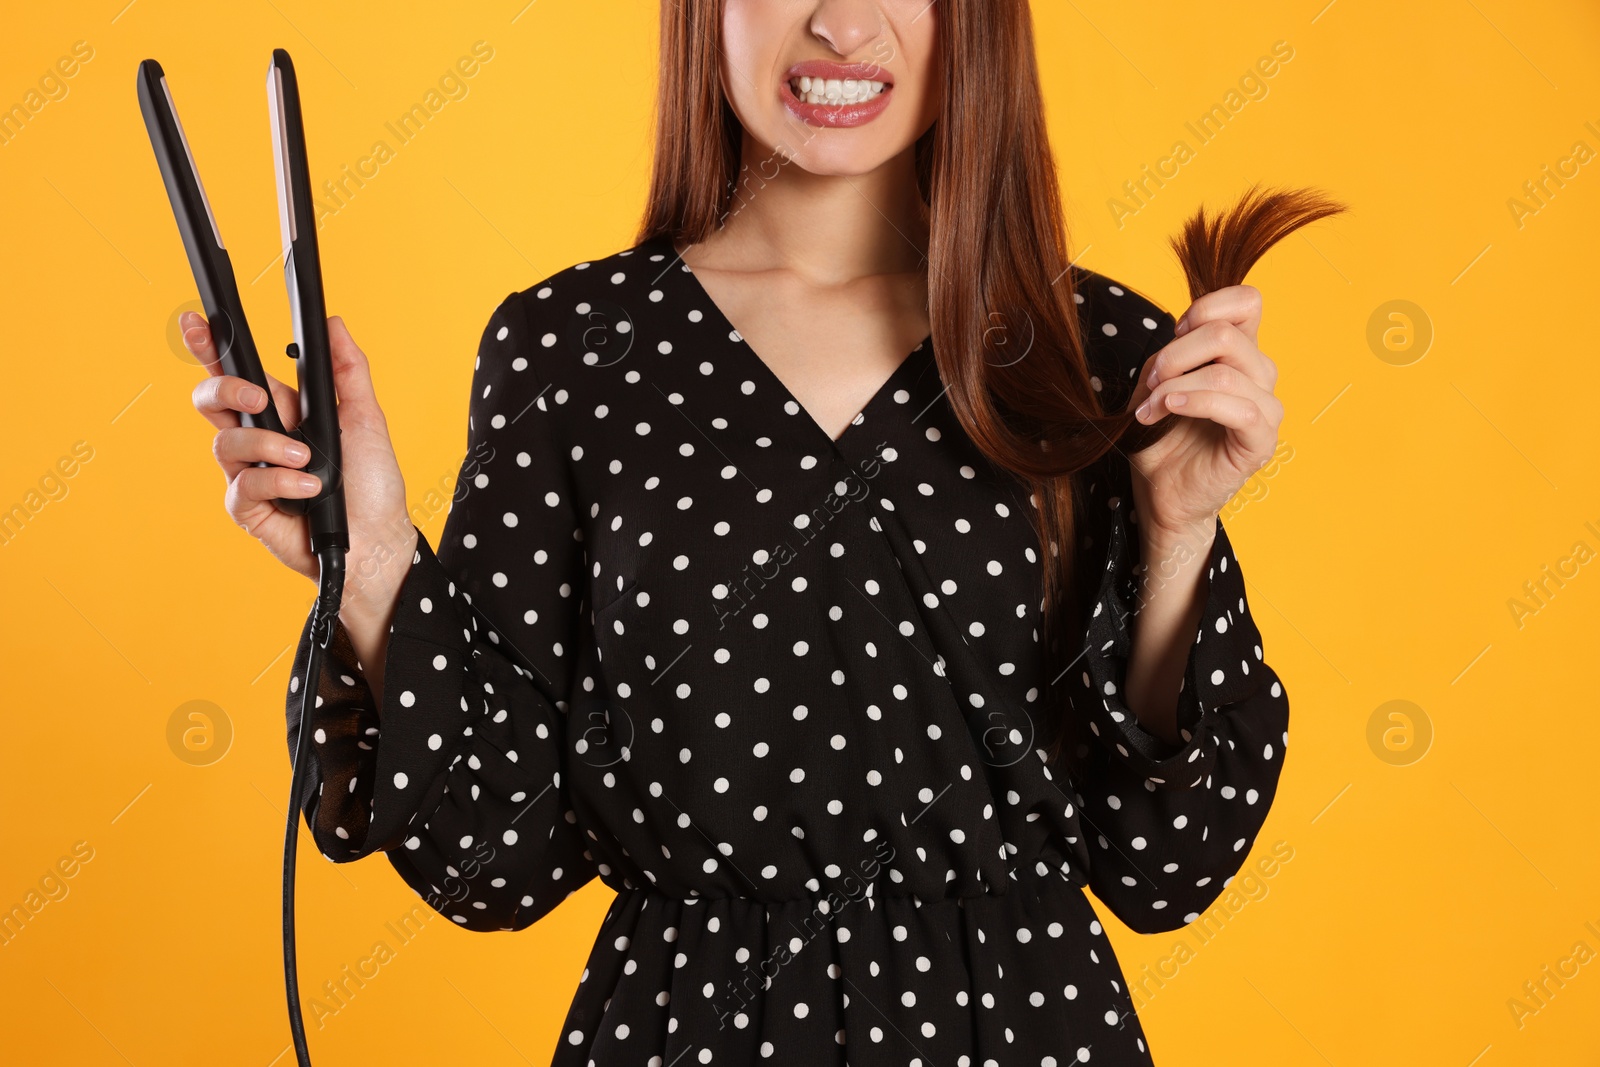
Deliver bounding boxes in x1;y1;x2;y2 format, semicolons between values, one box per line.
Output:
284;546;345;1066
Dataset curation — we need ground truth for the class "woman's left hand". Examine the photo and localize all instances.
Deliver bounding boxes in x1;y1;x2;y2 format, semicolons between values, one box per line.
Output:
1125;284;1283;543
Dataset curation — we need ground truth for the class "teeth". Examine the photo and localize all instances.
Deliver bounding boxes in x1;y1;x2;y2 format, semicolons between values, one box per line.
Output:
791;76;887;106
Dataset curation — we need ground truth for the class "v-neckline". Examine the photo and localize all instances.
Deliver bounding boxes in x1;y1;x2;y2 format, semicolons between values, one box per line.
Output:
654;236;934;454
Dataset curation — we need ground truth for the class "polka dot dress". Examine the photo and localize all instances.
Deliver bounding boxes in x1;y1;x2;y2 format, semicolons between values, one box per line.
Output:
286;234;1291;1065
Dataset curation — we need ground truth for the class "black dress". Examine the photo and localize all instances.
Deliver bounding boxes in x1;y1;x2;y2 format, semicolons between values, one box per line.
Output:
286;234;1290;1066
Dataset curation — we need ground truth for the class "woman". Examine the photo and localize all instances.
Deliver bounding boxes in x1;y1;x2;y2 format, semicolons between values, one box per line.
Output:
184;1;1292;1062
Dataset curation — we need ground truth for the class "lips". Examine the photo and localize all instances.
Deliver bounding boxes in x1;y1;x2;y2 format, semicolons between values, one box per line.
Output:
779;58;895;128
784;59;894;86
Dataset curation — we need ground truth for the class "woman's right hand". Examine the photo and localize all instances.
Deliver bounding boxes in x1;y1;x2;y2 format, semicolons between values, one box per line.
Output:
184;312;418;626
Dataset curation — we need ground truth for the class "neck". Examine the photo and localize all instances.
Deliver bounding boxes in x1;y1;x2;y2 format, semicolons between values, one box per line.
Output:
684;133;930;285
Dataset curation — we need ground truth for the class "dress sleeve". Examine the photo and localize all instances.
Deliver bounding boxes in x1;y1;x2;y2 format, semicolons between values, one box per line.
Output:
283;289;599;931
1067;308;1291;934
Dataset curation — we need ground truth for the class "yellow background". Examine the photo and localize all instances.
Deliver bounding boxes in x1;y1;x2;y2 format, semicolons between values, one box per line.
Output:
2;1;1597;1063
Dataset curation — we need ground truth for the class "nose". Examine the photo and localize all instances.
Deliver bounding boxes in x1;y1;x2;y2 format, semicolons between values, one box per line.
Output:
807;0;888;57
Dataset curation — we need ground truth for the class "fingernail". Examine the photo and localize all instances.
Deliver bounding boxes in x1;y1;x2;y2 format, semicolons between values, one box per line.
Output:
1146;366;1160;388
242;386;265;408
285;443;310;463
1135;399;1151;421
1174;317;1189;337
297;474;320;492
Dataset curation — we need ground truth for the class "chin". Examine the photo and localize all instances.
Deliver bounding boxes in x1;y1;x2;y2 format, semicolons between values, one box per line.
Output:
791;150;893;178
771;128;908;177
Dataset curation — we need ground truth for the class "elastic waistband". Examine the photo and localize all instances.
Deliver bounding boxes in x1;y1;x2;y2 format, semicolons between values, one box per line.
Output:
608;857;1085;908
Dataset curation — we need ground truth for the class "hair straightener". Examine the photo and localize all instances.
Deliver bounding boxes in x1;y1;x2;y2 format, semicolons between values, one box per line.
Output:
137;50;346;1067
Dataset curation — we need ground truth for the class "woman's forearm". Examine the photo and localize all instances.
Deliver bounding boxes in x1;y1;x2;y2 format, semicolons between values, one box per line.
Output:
1122;506;1217;747
340;601;393;711
337;526;419;713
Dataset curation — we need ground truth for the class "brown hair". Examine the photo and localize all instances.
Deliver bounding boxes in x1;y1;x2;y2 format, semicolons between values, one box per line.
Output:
636;0;1346;763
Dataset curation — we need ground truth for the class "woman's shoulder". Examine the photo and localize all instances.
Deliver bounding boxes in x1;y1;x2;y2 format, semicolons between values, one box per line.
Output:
503;235;673;321
1067;265;1179;409
491;235;675;381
